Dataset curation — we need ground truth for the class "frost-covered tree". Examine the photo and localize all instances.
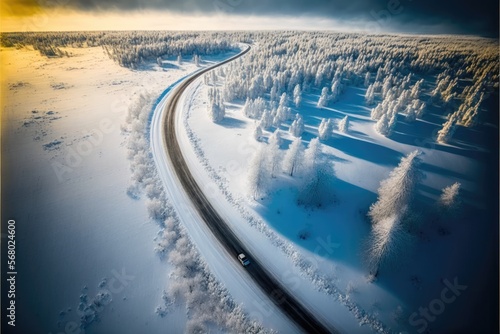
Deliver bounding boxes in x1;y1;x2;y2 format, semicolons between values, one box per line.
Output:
410;79;424;99
147;198;167;221
365;84;375;105
405;104;417;122
375;67;383;82
209;101;225;123
278;92;288;108
259;110;273;130
330;79;341;102
207;88;225;123
283;137;304;176
242;98;252;117
271;110;281;128
371;103;384;120
414;100;426;119
289;114;305;137
253;125;263;141
248;74;265;99
388;113;397;134
382;77;392;98
298;138;335;207
439;182;462;212
193;54;200;67
276;95;291;123
375;113;397;137
317;87;329;108
338;115;349;133
375;114;392;136
270;84;278;102
366;214;414;278
318;118;334;140
303;137;321;175
265;129;283;178
460;91;484;127
364;72;371;88
368;150;423;225
248;146;269;199
293;84;302;108
243;97;266;119
437;112;459;143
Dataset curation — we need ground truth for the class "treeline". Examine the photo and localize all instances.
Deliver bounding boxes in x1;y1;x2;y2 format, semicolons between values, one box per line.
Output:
0;31;244;68
3;31;498;136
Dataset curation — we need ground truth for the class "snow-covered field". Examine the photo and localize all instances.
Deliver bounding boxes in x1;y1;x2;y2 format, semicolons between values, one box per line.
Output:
1;45;189;333
2;44;270;333
2;31;498;334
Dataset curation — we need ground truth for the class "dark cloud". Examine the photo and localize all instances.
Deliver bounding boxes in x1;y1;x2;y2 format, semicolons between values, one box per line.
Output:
44;0;499;36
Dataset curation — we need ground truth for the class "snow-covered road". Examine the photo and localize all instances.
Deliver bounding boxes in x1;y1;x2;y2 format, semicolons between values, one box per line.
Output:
149;46;317;333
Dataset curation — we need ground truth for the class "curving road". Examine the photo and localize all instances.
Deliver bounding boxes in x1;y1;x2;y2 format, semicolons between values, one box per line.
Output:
157;45;336;334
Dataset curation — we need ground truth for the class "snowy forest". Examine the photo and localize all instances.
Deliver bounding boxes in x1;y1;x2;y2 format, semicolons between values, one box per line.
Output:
198;31;498;278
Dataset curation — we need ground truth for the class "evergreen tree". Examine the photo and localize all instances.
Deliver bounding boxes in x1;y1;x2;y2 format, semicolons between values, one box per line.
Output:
283;137;304;177
289;114;305;137
368;150;423;225
293;84;302;108
317;87;329;108
265;129;283;178
366;214;414;278
364;72;371;88
439;182;462;212
338;115;349;133
253;125;263;141
318;118;334;140
365;84;375;105
248;145;269;199
437;112;459;143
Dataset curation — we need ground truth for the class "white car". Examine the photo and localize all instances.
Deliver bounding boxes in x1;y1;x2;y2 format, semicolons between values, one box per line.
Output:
238;253;250;266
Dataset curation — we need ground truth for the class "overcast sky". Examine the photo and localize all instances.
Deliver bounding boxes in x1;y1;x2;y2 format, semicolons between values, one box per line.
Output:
2;0;498;36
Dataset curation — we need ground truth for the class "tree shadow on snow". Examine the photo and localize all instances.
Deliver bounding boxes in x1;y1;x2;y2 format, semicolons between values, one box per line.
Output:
217;116;247;129
391;131;490;161
329;134;403;166
255;178;375;267
391;103;495;161
420;162;476;182
159;62;180;70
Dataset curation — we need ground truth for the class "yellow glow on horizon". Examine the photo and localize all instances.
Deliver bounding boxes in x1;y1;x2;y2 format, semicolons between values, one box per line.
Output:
0;8;350;32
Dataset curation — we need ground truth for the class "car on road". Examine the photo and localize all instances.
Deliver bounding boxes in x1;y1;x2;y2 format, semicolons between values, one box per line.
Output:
238;253;250;266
